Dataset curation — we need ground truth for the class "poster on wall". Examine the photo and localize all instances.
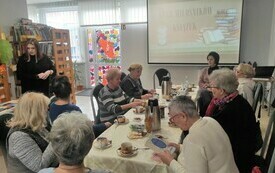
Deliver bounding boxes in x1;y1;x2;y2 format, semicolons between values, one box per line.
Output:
87;27;121;86
96;28;121;63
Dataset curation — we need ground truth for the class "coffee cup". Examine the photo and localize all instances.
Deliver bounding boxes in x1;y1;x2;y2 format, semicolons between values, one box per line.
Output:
135;106;144;113
120;142;133;154
97;137;108;147
117;115;125;123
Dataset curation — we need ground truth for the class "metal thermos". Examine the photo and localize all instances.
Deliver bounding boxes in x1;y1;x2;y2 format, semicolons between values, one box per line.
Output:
161;76;172;99
145;98;161;131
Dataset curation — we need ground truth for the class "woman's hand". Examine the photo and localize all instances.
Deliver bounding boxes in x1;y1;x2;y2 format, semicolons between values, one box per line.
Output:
37;70;52;80
141;93;153;99
130;101;143;108
167;142;180;153
153;150;174;165
149;89;156;94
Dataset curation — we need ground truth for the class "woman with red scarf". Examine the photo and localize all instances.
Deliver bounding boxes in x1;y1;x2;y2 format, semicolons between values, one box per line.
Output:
206;68;257;173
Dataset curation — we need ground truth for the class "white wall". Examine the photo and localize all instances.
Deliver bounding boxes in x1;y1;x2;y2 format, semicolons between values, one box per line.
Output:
120;24;201;89
0;0;28;33
0;0;28;99
240;0;274;65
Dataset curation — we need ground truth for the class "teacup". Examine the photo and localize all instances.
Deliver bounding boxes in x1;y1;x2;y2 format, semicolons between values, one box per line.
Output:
117;115;125;123
97;137;109;147
121;142;133;154
135;106;144;114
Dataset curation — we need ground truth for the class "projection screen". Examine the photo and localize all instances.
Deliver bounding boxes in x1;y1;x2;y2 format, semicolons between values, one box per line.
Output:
147;0;243;64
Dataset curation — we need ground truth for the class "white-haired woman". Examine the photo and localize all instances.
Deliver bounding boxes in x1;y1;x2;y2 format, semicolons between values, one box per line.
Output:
206;68;258;173
39;112;111;173
98;68;143;123
120;64;154;99
235;63;256;106
154;96;238;173
6;92;57;173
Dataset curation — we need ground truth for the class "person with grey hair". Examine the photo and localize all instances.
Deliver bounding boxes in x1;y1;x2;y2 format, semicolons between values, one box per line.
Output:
234;63;256;106
98;68;144;123
38;111;111;173
206;68;258;173
154;96;238;173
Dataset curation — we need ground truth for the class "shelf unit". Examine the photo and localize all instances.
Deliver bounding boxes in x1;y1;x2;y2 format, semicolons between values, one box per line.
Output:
0;64;11;103
52;29;76;104
10;22;76;103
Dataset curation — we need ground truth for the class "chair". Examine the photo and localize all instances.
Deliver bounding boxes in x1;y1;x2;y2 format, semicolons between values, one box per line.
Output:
0;113;13;164
90;83;104;124
257;110;275;172
252;82;264;117
153;68;171;89
121;72;127;81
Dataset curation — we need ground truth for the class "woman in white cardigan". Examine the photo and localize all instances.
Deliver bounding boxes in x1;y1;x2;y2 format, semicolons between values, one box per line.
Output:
154;96;239;173
235;63;256;106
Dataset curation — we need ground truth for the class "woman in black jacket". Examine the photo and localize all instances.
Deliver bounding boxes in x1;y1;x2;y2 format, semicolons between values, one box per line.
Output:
206;68;258;173
17;39;55;97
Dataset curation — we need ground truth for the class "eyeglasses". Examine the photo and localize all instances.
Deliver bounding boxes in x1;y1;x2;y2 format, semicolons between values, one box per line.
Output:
168;113;182;122
206;86;219;89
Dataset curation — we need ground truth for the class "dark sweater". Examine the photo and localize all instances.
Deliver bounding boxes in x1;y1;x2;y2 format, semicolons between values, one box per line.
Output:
49;102;107;137
211;95;257;173
120;75;148;99
17;54;56;97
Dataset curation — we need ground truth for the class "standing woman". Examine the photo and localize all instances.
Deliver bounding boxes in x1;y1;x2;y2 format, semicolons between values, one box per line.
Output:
197;51;220;116
6;92;57;173
17;39;55;97
121;64;154;99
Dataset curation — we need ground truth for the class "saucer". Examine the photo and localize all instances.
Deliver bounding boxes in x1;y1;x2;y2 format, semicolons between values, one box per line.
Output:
127;131;147;139
133;117;142;122
94;140;112;149
114;118;129;125
133;108;145;114
117;147;138;157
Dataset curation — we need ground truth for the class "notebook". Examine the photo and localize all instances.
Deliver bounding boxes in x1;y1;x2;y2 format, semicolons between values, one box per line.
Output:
254;66;275;78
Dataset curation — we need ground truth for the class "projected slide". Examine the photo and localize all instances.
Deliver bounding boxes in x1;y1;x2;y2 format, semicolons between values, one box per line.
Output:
148;0;243;64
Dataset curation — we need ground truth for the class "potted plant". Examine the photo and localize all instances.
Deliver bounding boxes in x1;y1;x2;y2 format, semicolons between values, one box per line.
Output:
0;33;13;84
0;39;13;65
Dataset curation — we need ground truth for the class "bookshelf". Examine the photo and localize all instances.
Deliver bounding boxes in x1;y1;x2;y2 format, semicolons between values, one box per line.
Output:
10;20;76;103
52;29;76;104
0;64;11;103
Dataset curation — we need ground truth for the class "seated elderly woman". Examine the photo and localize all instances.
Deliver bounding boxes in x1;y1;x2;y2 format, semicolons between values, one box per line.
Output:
98;68;144;123
39;111;111;173
234;63;255;106
206;68;258;173
6;92;57;173
120;64;154;99
154;96;238;173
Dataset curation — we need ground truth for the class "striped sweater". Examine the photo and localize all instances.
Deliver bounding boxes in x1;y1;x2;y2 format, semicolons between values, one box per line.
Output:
98;85;134;123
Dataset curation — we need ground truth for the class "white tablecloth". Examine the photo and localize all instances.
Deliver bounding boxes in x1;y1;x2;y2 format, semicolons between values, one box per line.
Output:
84;108;182;173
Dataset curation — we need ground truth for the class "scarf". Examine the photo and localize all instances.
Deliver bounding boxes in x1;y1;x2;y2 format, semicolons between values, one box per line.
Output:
208;66;219;75
205;91;239;117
